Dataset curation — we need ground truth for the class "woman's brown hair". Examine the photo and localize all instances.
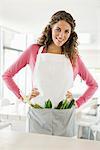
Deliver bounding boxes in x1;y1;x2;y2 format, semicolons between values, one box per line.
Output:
37;10;78;67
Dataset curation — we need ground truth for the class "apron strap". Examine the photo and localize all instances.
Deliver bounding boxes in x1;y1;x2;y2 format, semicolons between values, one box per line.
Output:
31;46;44;89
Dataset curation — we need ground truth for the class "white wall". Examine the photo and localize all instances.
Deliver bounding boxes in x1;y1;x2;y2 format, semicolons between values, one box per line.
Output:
0;0;100;34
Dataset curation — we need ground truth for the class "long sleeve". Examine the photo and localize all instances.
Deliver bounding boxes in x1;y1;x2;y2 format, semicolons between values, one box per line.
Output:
76;56;98;107
2;44;38;99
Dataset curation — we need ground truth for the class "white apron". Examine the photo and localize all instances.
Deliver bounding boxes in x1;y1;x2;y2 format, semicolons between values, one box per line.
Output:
27;46;76;136
31;46;74;107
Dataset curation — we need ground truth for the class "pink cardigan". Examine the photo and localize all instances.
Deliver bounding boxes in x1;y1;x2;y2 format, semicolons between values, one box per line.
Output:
2;44;98;107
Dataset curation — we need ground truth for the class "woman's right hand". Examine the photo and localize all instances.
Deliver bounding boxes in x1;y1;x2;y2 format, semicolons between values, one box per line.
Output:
29;88;40;100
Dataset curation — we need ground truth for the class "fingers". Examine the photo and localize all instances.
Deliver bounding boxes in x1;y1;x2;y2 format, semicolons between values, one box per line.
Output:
29;88;40;100
66;91;72;96
66;91;72;97
66;91;73;102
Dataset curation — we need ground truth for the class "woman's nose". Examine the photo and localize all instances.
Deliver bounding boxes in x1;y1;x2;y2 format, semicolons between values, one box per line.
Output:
58;32;65;39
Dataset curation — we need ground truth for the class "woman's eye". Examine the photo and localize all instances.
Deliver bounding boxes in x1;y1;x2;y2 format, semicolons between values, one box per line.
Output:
55;28;61;32
65;30;70;33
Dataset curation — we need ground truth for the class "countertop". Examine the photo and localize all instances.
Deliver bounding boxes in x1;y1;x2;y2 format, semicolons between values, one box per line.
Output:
0;131;100;150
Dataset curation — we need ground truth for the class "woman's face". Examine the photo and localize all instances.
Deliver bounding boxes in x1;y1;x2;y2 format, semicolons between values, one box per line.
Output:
51;20;71;47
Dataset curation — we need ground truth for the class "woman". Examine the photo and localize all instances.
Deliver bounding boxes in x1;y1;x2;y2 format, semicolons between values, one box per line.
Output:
2;10;98;136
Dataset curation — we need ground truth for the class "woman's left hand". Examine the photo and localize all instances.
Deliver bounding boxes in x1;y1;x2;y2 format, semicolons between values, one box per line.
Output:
66;91;78;108
66;91;73;102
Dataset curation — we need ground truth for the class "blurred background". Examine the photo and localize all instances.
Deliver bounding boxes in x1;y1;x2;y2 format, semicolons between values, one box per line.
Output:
0;0;100;140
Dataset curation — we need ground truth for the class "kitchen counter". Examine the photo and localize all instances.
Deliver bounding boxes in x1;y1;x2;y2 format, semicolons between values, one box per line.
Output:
0;131;100;150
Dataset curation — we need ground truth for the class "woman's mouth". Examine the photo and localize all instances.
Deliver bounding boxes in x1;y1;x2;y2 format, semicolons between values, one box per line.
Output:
56;38;63;43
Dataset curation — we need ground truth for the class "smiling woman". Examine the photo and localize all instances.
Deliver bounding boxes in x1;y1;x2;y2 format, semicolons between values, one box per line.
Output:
51;20;71;48
2;10;98;136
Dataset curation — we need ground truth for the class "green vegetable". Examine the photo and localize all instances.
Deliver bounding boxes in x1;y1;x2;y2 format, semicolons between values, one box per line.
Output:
26;97;75;110
55;99;75;109
55;99;68;109
45;99;52;108
67;99;75;109
30;103;43;109
61;100;68;109
55;100;63;109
